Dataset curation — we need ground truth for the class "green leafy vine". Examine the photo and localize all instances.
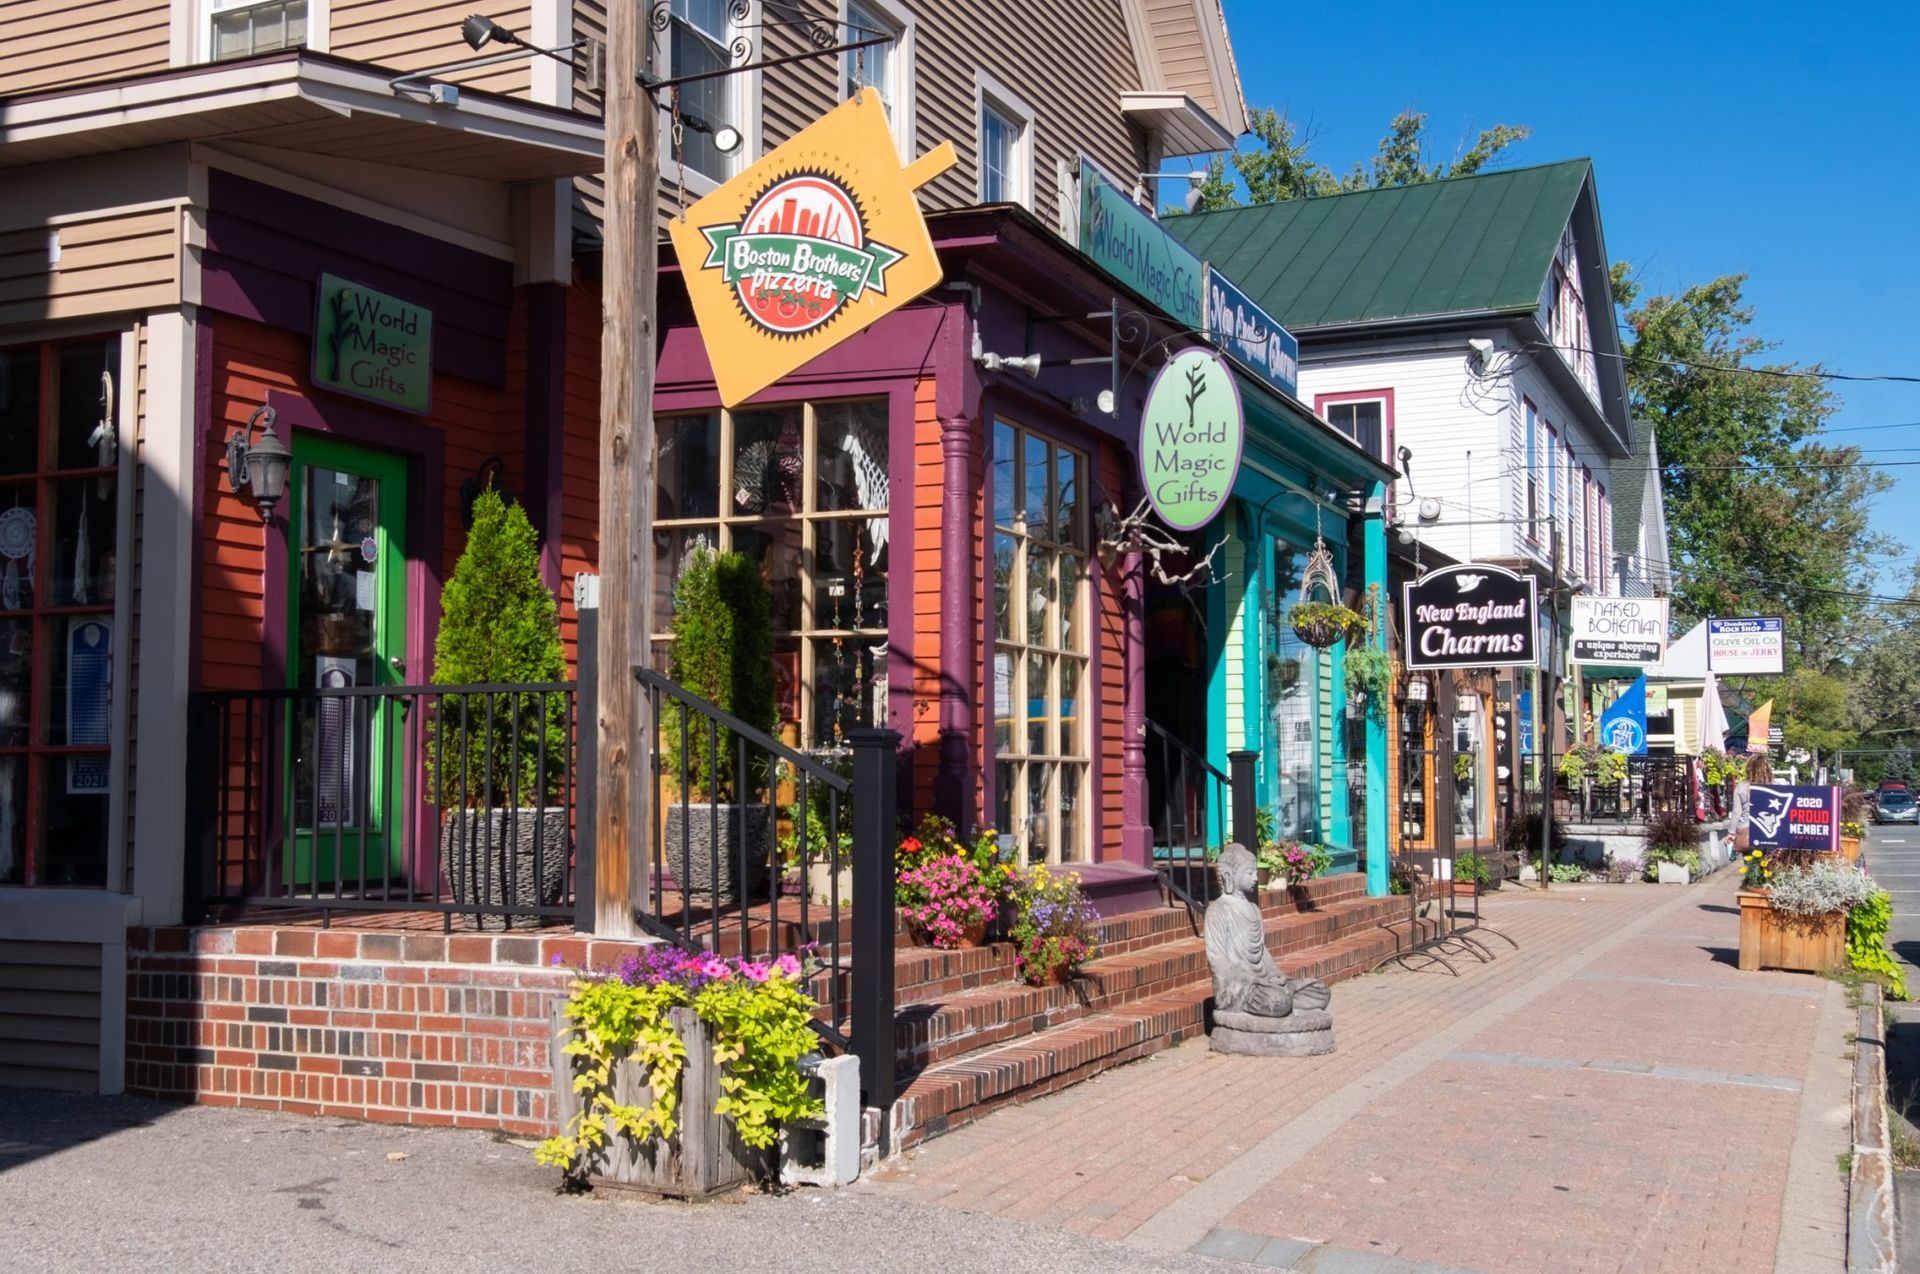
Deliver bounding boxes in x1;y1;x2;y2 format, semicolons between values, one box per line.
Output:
1847;888;1909;1001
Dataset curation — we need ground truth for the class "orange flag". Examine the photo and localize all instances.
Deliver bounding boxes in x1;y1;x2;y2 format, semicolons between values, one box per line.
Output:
1745;699;1773;755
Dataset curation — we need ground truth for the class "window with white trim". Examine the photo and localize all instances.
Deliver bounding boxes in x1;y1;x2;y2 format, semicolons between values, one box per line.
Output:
1598;485;1610;591
1523;399;1541;541
843;0;913;154
209;0;308;58
976;75;1034;208
652;398;890;748
991;421;1089;866
1324;399;1384;458
1545;422;1559;560
1548;226;1598;396
654;0;753;185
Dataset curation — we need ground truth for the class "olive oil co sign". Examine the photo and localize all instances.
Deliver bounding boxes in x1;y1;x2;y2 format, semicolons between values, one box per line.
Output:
1139;348;1242;531
670;91;955;407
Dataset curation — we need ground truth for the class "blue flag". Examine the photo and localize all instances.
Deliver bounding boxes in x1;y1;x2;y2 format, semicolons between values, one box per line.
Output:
1599;674;1649;755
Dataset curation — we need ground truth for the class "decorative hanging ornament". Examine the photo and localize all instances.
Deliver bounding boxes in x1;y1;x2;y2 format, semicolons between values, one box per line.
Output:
0;506;32;561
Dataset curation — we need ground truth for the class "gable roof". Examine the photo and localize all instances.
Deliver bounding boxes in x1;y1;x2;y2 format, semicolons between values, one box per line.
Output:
1612;418;1656;554
1164;159;1591;330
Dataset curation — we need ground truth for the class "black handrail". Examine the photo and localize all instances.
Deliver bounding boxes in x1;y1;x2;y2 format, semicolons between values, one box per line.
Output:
1144;718;1228;916
635;666;851;791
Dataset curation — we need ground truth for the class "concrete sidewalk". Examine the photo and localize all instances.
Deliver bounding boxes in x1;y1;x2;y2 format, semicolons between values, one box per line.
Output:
875;874;1854;1274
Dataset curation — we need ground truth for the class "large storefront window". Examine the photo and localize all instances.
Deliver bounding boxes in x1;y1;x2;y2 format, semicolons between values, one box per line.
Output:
991;422;1088;866
1452;687;1492;842
653;398;889;748
0;338;120;887
1266;541;1328;845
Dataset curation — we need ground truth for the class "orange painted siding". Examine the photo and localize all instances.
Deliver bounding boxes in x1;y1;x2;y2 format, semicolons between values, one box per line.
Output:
909;378;943;815
556;273;601;672
1093;443;1127;860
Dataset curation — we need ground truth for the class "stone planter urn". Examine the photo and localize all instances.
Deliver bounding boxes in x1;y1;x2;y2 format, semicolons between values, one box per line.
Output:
662;803;772;905
803;860;853;907
1737;890;1845;973
443;807;569;931
1655;861;1692;885
549;1005;769;1198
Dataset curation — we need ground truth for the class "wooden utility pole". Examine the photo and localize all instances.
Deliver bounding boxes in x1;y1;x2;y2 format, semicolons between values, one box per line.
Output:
592;0;656;939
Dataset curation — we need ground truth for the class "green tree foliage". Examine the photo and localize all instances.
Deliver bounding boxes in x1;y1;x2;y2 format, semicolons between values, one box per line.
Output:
1847;567;1920;745
1187;108;1530;213
1885;746;1916;785
1613;268;1890;671
426;488;568;807
660;544;775;800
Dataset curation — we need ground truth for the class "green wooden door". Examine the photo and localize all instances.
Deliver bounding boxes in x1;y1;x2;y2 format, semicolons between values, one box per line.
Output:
282;435;409;891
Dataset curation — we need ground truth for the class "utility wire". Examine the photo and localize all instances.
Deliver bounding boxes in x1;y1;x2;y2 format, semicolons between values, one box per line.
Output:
1557;339;1920;385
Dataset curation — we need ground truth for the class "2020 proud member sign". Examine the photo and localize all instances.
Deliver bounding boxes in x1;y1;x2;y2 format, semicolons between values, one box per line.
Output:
669;91;954;408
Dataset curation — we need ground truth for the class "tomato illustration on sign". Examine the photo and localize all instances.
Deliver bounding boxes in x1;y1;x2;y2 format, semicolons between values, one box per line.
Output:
698;171;906;339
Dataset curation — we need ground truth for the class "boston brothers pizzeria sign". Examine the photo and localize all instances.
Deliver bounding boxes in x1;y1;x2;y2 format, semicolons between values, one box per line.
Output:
1403;563;1539;670
1139;348;1243;531
670;91;953;407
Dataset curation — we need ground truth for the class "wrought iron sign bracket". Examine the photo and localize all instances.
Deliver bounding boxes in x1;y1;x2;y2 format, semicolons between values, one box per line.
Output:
1066;301;1211;416
639;0;891;92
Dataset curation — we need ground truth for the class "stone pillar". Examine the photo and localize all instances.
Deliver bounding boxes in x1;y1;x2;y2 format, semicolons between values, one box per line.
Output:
1121;547;1151;866
934;415;977;835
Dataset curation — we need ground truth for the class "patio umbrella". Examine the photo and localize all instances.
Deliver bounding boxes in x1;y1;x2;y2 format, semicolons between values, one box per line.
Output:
1696;670;1730;753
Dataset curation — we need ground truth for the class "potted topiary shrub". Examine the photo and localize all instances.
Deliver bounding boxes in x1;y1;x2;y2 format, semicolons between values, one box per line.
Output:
660;544;777;906
428;488;570;931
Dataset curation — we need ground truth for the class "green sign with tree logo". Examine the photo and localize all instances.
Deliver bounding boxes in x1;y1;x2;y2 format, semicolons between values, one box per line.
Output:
312;273;433;414
1139;348;1243;531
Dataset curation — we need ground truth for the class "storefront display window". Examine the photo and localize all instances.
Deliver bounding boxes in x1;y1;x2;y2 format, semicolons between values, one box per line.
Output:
990;421;1088;865
0;338;120;887
1452;688;1491;841
1266;540;1325;845
653;398;889;748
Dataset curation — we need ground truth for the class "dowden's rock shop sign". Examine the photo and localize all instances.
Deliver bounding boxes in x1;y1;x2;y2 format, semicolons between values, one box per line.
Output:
1403;563;1539;670
1139;348;1243;531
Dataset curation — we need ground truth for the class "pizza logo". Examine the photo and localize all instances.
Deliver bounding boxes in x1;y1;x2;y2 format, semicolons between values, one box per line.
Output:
697;171;905;338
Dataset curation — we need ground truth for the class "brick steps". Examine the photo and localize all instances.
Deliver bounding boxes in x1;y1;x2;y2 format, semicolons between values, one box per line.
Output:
890;914;1422;1151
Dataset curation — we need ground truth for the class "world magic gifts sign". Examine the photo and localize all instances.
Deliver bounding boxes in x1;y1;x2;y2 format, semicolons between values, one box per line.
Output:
1139;348;1243;531
670;91;955;408
313;274;433;414
1402;563;1539;671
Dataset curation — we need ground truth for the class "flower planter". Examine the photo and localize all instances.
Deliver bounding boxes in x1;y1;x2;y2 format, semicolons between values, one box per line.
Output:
1256;867;1273;889
662;803;772;905
549;1006;769;1198
1291;618;1345;649
803;861;854;907
1841;836;1863;865
1447;881;1478;899
913;918;988;949
1655;861;1692;885
442;807;568;931
1737;889;1845;974
1027;964;1075;988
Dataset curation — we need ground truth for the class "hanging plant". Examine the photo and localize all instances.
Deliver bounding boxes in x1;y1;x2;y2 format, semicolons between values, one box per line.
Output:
1291;600;1368;649
1343;646;1395;718
1453;752;1476;781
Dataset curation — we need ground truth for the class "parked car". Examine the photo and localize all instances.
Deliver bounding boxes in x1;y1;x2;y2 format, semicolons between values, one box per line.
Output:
1875;790;1918;825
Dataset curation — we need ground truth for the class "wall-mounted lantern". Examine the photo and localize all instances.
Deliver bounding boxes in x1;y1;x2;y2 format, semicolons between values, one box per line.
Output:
459;455;508;527
225;405;291;520
1403;671;1432;704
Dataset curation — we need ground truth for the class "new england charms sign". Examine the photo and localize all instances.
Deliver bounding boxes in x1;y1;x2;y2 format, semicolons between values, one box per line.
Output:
1139;348;1243;531
669;91;955;407
1403;563;1539;670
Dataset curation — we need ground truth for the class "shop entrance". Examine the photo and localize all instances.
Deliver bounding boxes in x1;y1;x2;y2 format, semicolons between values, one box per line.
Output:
1143;539;1215;852
283;435;410;889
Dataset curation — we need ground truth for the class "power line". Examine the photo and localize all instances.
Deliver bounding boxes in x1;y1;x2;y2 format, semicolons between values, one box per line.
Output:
1574;338;1920;385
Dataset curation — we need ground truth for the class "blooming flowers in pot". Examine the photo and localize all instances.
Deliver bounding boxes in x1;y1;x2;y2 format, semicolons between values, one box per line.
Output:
899;854;998;948
1009;865;1101;986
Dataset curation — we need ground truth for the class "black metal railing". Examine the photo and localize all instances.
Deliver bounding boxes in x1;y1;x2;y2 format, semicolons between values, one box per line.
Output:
637;666;897;1144
186;681;579;929
1566;756;1697;823
1145;718;1230;913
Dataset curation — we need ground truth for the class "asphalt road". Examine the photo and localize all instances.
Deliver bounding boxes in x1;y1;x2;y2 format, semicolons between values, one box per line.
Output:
1867;820;1920;1274
0;1086;1231;1274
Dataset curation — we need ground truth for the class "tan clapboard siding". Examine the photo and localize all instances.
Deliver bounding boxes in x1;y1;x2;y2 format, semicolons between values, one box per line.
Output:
125;322;148;891
910;0;1143;229
759;17;834;153
0;208;180;327
0;940;102;1093
1141;0;1220;116
570;0;606;240
0;0;171;96
331;0;534;95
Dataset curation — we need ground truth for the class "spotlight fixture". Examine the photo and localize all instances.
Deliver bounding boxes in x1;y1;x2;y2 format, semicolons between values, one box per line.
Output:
461;13;522;50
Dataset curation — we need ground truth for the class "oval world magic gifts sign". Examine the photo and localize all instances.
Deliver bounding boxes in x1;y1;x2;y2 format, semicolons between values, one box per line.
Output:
1139;348;1243;532
1402;562;1539;670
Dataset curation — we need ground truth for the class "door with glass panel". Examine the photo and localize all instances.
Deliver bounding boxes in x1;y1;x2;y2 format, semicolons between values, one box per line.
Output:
283;436;409;891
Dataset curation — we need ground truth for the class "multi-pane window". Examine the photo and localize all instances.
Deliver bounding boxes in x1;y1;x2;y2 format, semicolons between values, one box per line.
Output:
977;76;1032;208
991;422;1089;866
211;0;308;58
1598;488;1611;592
0;338;120;887
1324;399;1384;458
1523;399;1540;539
844;0;910;151
1545;423;1559;559
659;0;747;183
1548;227;1598;396
653;398;890;748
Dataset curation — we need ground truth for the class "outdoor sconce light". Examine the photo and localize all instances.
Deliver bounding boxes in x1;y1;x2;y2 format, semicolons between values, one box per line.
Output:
1404;672;1432;704
678;112;744;156
225;405;291;521
459;455;508;528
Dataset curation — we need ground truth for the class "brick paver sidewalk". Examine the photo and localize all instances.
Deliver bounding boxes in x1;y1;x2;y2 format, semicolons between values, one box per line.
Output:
872;874;1853;1273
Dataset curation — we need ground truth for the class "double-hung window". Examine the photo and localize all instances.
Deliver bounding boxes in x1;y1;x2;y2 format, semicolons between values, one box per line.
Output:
1545;423;1559;563
1523;399;1541;540
1598;485;1610;592
991;422;1089;866
209;0;309;58
656;0;752;185
976;73;1034;208
653;398;890;748
843;0;912;154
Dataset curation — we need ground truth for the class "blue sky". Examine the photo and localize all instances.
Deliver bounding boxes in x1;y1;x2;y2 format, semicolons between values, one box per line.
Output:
1218;0;1917;593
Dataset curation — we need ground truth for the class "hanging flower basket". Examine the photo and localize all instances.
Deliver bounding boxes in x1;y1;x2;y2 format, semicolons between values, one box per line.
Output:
1290;601;1368;650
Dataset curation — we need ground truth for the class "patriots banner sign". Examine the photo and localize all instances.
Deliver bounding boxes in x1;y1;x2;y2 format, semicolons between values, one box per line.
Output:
1745;784;1841;853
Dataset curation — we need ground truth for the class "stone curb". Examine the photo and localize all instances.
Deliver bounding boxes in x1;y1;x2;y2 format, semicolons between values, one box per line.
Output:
1850;982;1896;1273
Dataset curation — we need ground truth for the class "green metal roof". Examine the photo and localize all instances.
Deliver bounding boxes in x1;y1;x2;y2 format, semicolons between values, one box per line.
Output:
1166;159;1592;330
1612;419;1657;554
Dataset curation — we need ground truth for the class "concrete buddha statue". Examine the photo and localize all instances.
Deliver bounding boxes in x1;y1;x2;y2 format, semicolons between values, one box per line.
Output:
1203;843;1336;1056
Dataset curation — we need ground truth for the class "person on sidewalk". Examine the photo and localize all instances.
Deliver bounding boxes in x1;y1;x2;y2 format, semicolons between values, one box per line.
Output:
1730;755;1774;850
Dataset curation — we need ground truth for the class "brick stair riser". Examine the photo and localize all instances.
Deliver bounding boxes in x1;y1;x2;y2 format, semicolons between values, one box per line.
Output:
891;923;1406;1151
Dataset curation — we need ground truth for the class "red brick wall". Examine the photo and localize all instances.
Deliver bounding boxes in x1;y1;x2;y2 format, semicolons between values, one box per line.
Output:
124;927;655;1134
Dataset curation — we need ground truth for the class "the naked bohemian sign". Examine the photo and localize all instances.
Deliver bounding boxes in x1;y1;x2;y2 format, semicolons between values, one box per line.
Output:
669;91;955;407
1138;348;1243;531
1402;563;1539;671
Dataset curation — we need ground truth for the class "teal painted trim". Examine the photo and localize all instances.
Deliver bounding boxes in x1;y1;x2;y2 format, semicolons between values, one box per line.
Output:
1205;517;1229;782
1248;528;1270;812
1328;638;1351;861
1243;527;1262;758
1364;480;1390;897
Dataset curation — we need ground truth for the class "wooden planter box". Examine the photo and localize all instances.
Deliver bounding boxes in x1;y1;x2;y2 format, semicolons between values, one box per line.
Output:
1737;890;1845;974
551;1006;769;1198
1841;836;1862;865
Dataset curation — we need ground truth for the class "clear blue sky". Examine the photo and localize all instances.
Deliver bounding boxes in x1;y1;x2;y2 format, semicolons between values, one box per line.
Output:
1218;0;1918;594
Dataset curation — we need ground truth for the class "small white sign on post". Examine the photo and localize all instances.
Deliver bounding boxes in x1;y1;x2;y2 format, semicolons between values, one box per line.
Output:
1706;616;1786;675
1568;596;1668;667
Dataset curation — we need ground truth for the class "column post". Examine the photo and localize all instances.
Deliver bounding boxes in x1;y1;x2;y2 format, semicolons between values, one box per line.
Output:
1364;480;1390;896
934;415;976;835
